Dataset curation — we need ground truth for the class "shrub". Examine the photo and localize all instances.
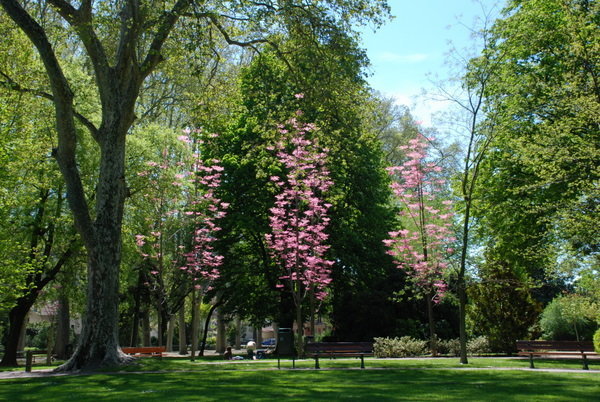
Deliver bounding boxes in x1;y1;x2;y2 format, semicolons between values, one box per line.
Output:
594;328;600;353
437;338;460;356
467;336;490;356
25;321;51;349
374;336;428;358
467;258;540;354
204;336;217;349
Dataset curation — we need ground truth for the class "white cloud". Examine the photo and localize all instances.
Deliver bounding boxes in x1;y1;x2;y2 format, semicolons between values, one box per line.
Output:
378;52;429;63
382;90;455;128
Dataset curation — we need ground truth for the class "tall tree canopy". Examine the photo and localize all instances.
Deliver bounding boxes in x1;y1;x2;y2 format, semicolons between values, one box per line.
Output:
474;0;599;288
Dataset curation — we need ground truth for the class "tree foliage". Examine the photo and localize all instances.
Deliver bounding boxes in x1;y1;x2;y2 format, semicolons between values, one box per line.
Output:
475;0;599;278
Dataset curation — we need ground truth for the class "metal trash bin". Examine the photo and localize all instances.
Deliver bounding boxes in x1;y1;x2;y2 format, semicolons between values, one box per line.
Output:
277;328;294;356
276;328;296;369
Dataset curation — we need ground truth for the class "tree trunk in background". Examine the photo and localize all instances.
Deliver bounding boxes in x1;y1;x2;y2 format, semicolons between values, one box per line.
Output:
216;308;226;353
200;304;218;356
190;291;200;360
426;294;437;356
178;306;187;355
166;315;176;352
18;313;28;351
310;292;316;338
54;294;71;359
458;202;472;365
141;310;151;346
46;316;56;365
129;272;144;347
256;326;263;347
234;316;241;350
295;303;304;356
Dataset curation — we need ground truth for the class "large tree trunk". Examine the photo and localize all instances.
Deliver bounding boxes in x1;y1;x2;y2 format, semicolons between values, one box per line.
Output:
17;313;28;351
60;250;128;370
58;126;131;371
256;325;263;346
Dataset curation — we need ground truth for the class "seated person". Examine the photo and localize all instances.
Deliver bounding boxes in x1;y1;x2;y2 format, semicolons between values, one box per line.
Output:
223;346;233;360
246;340;256;360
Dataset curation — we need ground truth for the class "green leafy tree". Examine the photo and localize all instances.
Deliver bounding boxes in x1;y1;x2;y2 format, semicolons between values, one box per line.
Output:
474;0;599;298
209;30;399;339
468;257;540;354
540;294;598;341
0;17;82;365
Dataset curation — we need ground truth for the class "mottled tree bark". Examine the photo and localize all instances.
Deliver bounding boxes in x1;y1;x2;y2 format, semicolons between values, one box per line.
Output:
178;306;188;355
54;294;71;360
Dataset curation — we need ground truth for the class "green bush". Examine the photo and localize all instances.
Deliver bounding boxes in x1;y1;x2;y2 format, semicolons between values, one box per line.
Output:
26;321;51;349
594;328;600;353
373;336;428;358
467;336;491;356
437;338;460;356
435;337;490;356
204;336;217;349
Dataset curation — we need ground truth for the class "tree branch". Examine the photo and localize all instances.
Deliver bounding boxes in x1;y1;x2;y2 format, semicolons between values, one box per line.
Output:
140;0;193;78
0;0;95;249
207;13;269;48
116;0;142;72
47;0;112;110
0;70;100;140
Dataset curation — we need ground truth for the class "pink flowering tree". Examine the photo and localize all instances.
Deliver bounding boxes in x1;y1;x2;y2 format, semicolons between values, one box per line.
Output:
383;134;454;355
133;135;193;346
134;131;228;349
182;149;229;292
265;106;334;354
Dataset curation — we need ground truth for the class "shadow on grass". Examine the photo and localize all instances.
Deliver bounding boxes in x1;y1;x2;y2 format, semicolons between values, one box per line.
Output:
1;363;599;401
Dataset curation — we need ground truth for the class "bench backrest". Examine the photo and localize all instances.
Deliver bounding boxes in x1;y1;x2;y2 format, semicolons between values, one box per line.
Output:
516;340;594;351
306;342;373;354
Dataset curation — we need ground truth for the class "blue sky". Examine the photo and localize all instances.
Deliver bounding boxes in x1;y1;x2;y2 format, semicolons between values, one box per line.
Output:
359;0;499;124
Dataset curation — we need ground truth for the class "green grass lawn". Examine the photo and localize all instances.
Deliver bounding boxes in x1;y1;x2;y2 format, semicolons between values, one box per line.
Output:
1;356;598;401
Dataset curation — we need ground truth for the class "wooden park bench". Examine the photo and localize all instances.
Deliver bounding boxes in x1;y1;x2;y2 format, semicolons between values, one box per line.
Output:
305;342;374;369
516;340;597;370
121;346;166;358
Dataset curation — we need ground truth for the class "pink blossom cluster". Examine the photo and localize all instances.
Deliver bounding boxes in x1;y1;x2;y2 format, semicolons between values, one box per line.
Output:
384;135;455;303
265;115;334;301
182;155;229;287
